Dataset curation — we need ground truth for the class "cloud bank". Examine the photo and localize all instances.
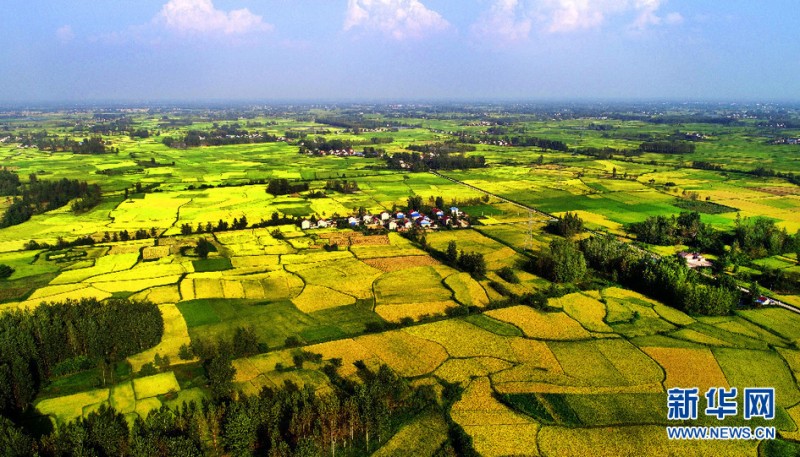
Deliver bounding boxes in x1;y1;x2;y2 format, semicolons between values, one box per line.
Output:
344;0;450;40
157;0;272;35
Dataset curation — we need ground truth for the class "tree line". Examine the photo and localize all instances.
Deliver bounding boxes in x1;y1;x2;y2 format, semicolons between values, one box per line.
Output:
0;298;163;417
386;152;486;171
1;174;102;228
0;361;458;457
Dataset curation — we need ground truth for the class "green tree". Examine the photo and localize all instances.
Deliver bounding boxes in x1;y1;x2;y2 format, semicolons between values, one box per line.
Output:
445;241;458;263
196;238;212;259
0;264;13;279
537;239;586;283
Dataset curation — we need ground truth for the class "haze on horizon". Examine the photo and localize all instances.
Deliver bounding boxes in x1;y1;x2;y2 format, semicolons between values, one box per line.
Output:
1;0;798;103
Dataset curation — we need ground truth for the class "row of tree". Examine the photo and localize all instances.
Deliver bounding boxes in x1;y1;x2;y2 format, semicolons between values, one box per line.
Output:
0;357;461;456
1;175;102;228
385;152;486;171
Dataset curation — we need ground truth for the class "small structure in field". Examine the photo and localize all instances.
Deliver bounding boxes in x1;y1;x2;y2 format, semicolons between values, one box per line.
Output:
678;252;713;268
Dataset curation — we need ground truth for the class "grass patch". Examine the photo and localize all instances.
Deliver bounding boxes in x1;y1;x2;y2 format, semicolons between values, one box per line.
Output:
191;257;232;272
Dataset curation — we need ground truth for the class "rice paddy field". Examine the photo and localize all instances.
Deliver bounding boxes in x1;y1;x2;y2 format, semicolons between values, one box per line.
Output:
3;106;800;455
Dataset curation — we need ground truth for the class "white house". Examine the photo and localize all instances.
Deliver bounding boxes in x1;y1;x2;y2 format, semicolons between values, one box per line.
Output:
380;212;391;221
388;221;398;231
317;220;329;228
348;217;359;226
301;220;311;230
362;214;372;223
404;221;413;229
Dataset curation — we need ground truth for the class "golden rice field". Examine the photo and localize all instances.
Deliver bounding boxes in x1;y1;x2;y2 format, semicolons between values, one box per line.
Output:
641;347;728;391
371;412;449;457
128;303;194;371
486;306;592;340
291;284;356;313
451;378;541;457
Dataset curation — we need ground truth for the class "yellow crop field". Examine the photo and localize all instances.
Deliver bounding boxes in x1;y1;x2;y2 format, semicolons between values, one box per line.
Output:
230;255;280;268
362;255;440;272
128;304;193;371
179;277;196;300
641;347;728;391
783;404;800;441
20;285;112;310
221;280;245;299
486;306;591;340
292;284;356;313
374;266;453;306
305;339;382;377
372;412;448;457
510;338;563;373
670;328;732;347
538;425;757;457
652;304;695;326
375;300;456;322
451;377;540;457
140;285;182;304
241;279;266;299
233;351;296;383
92;275;182;294
445;272;490;308
286;259;382;299
280;250;354;264
556;293;613;333
37;388;109;425
434;357;514;385
132;372;181;400
91;262;186;282
109;382;137;414
193;277;224;298
135;397;162;419
404;320;517;360
142;245;170;260
547;339;663;388
356;331;448;377
50;252;141;284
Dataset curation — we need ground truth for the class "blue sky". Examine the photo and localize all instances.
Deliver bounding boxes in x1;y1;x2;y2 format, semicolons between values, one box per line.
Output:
1;0;798;102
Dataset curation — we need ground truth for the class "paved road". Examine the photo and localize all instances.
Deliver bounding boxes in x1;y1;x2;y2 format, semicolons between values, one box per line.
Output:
432;170;800;316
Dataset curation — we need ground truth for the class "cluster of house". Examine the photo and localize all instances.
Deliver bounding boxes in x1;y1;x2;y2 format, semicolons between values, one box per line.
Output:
308;148;365;157
300;207;468;232
772;138;800;145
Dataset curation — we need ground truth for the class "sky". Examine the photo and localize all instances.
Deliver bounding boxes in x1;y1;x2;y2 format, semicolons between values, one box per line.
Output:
0;0;798;103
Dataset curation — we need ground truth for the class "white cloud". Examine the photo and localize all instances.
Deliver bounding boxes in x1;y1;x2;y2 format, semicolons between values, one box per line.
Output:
532;0;680;33
471;0;532;45
344;0;450;40
664;12;684;25
56;25;75;43
157;0;272;35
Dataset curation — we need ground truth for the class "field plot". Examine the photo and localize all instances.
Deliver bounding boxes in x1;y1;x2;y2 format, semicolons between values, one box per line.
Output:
641;347;728;391
486;306;591;340
128;303;194;371
444;272;490;307
286;258;382;299
372;412;448;457
451;377;540;457
550;292;614;333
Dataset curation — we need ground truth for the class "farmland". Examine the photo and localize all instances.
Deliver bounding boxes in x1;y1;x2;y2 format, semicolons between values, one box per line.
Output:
1;102;800;455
